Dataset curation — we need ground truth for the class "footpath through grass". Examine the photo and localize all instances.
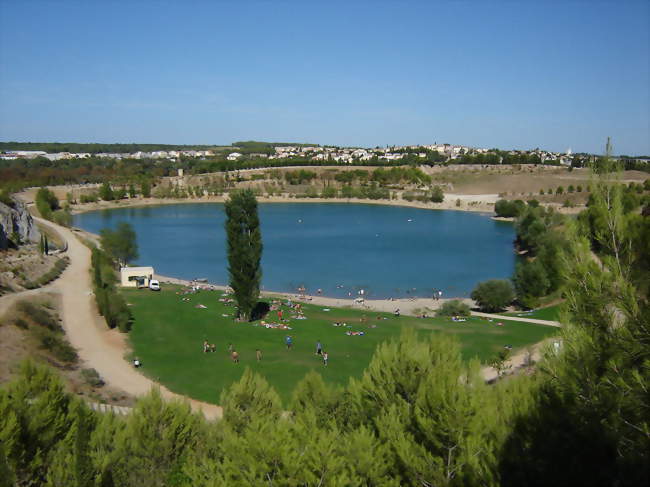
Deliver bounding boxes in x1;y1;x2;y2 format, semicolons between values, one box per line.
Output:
505;304;562;322
124;286;558;404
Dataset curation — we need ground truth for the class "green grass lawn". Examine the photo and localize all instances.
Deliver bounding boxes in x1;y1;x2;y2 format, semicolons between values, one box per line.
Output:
124;286;558;405
505;304;562;322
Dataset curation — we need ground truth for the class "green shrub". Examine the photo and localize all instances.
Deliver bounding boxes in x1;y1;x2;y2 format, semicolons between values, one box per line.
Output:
430;186;444;203
32;327;78;363
13;317;29;329
471;279;515;312
52;209;72;227
17;301;60;331
81;368;105;387
436;299;471;317
35;187;59;219
494;199;526;217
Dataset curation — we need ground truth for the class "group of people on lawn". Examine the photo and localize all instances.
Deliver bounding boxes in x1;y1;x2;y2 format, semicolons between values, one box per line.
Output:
199;337;329;366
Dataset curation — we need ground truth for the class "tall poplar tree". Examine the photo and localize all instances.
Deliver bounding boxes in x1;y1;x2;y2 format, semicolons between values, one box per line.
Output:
225;189;262;321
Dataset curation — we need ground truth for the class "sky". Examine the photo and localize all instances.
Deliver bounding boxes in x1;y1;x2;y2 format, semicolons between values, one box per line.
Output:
0;0;648;155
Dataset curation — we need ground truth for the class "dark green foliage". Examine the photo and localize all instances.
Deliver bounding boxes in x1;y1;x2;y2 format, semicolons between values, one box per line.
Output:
90;246;132;332
471;279;515;312
0;188;14;207
495;199;526;218
284;169;317;185
225;189;262;321
430;185;444;203
52;209;72;227
100;222;139;266
98;182;114;201
79;193;98;203
128;184;136;198
513;260;550;308
35;187;59;219
436;299;471;317
141;180;151;198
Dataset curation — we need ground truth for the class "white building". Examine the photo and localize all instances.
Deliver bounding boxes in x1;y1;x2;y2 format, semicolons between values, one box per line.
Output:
227;152;243;161
120;266;155;288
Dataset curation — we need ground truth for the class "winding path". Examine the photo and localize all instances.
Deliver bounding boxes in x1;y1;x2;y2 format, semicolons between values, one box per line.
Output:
1;217;222;420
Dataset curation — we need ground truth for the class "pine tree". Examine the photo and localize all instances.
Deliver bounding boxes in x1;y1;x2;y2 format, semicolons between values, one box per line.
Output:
219;368;281;434
112;388;204;487
224;189;262;321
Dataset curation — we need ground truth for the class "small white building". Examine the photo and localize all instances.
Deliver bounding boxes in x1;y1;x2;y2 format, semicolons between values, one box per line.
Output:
120;266;155;288
227;152;243;161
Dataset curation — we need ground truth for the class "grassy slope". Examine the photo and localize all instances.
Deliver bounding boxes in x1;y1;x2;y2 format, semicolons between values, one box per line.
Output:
505;304;562;322
125;286;557;404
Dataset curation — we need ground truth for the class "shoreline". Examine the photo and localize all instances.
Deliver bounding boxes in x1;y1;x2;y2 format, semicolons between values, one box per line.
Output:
155;273;473;316
66;193;499;216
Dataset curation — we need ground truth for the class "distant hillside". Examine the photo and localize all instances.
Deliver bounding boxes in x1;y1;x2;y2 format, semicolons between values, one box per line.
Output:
0;142;225;154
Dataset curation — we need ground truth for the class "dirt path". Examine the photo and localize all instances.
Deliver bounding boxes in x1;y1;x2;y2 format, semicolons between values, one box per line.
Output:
470;311;561;327
7;218;222;420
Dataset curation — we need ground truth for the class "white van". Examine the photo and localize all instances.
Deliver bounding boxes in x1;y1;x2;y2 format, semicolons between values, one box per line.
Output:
149;279;160;291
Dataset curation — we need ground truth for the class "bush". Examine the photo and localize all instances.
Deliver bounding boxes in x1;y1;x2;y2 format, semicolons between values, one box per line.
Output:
81;368;105;387
35;187;59;219
495;199;526;218
430;186;444;203
23;257;69;289
32;327;78;364
436;300;471;317
513;260;550;304
52;209;72;227
17;301;61;331
471;279;515;312
80;193;99;203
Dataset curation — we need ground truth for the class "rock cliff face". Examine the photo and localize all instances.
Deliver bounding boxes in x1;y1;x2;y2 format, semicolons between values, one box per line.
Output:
0;198;40;250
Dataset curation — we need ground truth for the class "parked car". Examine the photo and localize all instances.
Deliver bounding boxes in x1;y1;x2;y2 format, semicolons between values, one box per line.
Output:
149;279;160;291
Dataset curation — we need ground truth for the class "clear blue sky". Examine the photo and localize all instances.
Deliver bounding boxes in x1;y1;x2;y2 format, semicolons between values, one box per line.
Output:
1;0;648;155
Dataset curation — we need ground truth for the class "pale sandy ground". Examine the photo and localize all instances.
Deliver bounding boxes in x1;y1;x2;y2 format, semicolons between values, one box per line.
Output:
56;192;497;215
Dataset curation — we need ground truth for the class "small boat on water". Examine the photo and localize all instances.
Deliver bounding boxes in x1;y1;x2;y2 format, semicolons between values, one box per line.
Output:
194;278;208;283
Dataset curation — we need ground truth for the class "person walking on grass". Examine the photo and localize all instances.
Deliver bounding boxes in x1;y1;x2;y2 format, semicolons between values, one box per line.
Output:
256;349;262;361
285;335;293;350
316;340;322;355
231;350;239;363
323;351;329;366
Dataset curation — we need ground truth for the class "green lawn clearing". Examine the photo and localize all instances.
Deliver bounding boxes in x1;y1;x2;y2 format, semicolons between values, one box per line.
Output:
124;286;558;405
505;304;562;322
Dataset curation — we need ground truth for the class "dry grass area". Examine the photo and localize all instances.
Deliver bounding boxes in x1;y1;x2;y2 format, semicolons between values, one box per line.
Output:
0;294;134;406
433;166;648;195
0;245;65;294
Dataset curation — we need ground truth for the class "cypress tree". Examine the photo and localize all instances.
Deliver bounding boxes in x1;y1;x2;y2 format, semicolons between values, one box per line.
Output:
224;189;262;321
44;234;49;255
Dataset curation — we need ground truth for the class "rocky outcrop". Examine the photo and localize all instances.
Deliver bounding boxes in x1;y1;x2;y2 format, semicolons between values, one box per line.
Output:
0;198;40;250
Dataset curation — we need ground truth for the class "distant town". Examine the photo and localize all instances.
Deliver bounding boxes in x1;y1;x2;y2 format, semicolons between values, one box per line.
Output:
2;141;648;167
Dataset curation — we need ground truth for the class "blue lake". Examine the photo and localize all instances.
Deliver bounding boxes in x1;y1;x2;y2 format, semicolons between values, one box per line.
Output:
73;203;516;299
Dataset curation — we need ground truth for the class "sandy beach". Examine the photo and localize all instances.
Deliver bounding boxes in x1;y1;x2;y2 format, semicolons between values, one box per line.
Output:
43;192;499;216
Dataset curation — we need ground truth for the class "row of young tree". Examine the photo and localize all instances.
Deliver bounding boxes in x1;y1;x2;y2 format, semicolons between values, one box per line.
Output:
89;223;139;333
